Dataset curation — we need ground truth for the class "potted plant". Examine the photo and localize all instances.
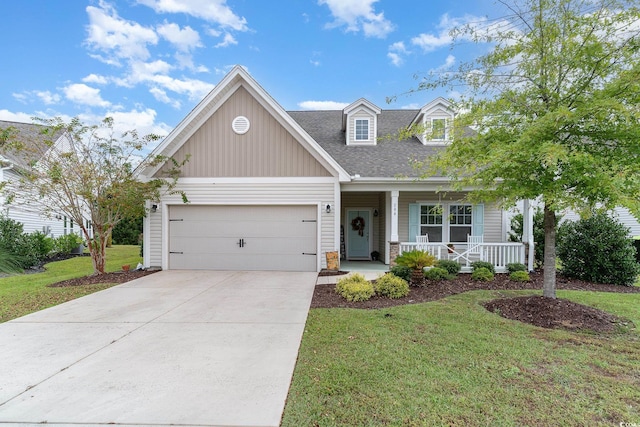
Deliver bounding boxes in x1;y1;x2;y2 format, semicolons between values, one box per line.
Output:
447;243;455;254
371;250;380;261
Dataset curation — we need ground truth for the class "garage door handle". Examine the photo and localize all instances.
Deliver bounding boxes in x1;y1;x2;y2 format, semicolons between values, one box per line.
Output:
302;252;316;256
238;238;246;248
170;251;183;254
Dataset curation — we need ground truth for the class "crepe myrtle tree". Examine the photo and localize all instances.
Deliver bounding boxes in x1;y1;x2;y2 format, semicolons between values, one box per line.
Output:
395;0;640;298
2;116;188;275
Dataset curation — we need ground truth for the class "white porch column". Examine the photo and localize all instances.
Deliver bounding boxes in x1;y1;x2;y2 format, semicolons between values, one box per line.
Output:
390;190;399;242
522;199;534;271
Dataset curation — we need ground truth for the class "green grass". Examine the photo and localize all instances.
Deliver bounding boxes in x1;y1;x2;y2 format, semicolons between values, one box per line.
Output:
282;289;640;426
0;245;142;322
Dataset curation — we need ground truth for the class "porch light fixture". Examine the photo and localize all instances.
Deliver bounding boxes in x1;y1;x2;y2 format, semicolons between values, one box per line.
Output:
151;204;158;213
326;204;332;214
373;209;379;217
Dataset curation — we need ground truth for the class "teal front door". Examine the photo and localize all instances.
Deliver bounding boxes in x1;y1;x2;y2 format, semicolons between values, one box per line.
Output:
347;210;370;259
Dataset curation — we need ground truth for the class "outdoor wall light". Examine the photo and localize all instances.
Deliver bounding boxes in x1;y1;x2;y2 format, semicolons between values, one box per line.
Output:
326;204;332;214
373;209;379;217
151;204;158;213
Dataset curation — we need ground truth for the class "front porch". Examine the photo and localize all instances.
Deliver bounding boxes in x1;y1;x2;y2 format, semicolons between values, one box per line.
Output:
339;187;533;273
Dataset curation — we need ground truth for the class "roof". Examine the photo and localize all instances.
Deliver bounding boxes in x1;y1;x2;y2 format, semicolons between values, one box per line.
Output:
288;109;446;178
0;120;63;169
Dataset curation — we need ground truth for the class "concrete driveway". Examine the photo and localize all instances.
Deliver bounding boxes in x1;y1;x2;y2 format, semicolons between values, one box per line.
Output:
0;270;317;426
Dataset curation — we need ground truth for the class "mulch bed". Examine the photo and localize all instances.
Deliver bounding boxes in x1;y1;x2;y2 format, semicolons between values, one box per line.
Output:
48;269;159;287
312;270;639;333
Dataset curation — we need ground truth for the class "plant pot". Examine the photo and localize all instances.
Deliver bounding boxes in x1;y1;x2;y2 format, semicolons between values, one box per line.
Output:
122;264;130;272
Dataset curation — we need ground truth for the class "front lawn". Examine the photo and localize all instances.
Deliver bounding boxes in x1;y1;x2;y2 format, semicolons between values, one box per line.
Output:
0;245;141;322
282;289;640;426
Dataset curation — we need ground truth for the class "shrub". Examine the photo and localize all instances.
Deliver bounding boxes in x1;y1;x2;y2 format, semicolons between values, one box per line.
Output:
632;237;640;263
510;271;530;282
374;273;409;299
335;273;374;302
28;231;54;260
506;263;527;273
52;233;83;255
394;250;437;270
0;216;50;268
389;265;411;282
435;259;461;275
471;261;495;274
424;267;450;281
472;267;494;281
557;212;640;286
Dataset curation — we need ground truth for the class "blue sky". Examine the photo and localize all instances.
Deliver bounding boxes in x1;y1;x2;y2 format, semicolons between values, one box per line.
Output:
0;0;502;137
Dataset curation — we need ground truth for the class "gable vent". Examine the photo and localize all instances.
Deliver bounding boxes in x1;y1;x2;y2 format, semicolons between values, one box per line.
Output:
232;116;250;135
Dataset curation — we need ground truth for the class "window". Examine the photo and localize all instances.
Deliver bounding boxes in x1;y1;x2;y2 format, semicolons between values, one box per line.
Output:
355;119;369;140
420;205;443;242
431;118;446;140
449;205;472;242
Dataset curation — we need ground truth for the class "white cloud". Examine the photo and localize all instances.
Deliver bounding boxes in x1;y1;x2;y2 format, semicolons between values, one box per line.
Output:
387;41;409;66
0;110;37;123
319;0;394;38
215;33;237;48
36;91;62;105
64;83;111;108
157;21;202;51
82;74;109;84
150;87;181;109
85;1;158;62
411;14;510;52
137;0;248;31
298;100;349;110
401;103;421;109
12;93;28;104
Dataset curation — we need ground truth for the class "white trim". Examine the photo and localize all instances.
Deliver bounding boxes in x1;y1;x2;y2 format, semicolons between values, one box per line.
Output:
143;200;152;268
175;176;339;185
334;180;341;257
354;118;370;141
345;208;373;260
316;203;322;272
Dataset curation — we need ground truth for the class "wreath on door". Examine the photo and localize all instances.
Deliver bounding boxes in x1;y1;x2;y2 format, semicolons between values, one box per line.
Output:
351;216;365;237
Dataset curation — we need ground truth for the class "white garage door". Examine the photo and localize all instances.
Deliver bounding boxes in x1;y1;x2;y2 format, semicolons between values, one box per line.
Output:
168;205;317;271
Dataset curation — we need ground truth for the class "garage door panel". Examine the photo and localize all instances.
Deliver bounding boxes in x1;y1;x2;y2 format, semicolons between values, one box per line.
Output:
169;205;318;271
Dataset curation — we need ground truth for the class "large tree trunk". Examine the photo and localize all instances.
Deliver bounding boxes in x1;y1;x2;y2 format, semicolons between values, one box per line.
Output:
542;204;557;299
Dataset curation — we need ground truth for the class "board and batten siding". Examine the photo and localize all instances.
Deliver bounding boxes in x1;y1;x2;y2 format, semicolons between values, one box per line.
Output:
398;192;503;242
155;86;331;178
148;181;337;269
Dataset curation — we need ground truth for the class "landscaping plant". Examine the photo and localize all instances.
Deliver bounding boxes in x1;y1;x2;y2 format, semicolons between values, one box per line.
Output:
471;261;495;275
394;249;436;285
434;259;461;276
557;212;640;286
424;267;450;281
510;271;530;282
374;273;409;299
472;267;494;282
335;273;374;302
389;265;411;282
506;263;527;273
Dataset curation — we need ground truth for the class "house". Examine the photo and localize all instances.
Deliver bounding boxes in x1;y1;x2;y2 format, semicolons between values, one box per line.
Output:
138;65;530;273
0;120;85;238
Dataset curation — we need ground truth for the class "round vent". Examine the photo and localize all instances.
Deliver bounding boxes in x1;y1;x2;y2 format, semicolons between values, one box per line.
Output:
232;116;250;135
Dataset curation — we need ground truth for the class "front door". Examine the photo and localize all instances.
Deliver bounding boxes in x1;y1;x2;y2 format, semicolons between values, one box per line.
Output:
346;209;371;260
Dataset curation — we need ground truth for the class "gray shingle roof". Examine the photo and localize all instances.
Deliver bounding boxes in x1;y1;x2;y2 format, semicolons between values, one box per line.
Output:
0;120;62;169
288;109;445;178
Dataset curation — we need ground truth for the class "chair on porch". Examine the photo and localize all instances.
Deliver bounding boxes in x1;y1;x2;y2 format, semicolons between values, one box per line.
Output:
416;235;429;250
467;235;483;259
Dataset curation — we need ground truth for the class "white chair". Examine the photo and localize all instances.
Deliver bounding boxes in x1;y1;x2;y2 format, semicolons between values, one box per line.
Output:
416;235;429;251
467;235;483;256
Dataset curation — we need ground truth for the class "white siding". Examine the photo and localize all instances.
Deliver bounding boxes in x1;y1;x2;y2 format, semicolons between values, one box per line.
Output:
347;109;376;145
561;206;640;237
146;180;337;270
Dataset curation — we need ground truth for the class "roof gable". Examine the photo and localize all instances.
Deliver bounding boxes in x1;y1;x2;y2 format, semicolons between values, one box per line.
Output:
139;66;350;181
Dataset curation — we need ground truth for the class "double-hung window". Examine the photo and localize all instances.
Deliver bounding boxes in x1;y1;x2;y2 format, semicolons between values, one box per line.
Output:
419;205;443;242
355;119;369;141
449;204;472;242
431;118;446;140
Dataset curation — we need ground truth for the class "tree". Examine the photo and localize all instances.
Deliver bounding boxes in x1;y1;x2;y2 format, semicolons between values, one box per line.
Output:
2;117;187;274
405;0;640;298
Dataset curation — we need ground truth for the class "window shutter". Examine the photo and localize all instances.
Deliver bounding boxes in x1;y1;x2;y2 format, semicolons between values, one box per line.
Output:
472;204;484;236
409;203;420;242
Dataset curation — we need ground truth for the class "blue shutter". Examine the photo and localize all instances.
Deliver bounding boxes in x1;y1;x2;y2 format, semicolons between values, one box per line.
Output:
409;203;420;242
472;204;484;236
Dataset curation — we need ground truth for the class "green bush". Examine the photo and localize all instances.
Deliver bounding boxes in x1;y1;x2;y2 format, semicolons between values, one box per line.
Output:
335;273;375;302
557;212;640;286
52;234;83;255
472;267;494;281
435;259;461;275
112;216;143;245
471;261;495;274
26;231;54;263
510;271;530;282
0;216;51;268
394;250;437;270
506;263;527;273
424;267;450;281
374;273;409;299
389;265;412;282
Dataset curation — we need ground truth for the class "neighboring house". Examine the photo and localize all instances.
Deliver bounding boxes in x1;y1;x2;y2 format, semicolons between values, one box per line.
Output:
0;120;86;238
139;66;534;273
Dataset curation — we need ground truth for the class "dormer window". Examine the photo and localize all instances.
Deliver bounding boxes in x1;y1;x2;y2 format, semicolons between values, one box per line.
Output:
430;118;447;141
343;98;381;146
355;119;369;141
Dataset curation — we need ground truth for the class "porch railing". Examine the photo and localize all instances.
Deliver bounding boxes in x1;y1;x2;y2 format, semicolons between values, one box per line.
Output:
398;242;526;273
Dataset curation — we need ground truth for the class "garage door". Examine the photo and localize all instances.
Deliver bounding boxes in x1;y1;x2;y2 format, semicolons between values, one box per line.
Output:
168;205;317;271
